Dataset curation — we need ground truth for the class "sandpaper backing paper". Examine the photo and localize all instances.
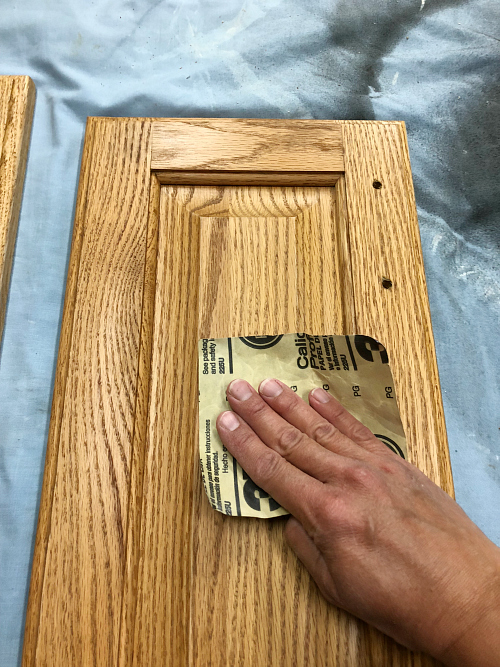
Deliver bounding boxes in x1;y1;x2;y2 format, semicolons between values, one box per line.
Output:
198;333;406;518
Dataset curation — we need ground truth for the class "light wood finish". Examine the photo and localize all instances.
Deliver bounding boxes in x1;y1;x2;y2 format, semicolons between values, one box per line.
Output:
23;118;153;667
196;185;353;337
341;122;451;486
23;118;451;667
151;119;344;172
192;186;357;665
0;75;35;343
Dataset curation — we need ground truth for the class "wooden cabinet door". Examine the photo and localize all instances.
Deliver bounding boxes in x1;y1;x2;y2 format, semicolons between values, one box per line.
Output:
0;75;35;344
23;118;452;667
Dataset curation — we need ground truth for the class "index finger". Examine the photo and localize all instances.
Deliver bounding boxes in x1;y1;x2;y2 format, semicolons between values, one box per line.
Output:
216;410;324;530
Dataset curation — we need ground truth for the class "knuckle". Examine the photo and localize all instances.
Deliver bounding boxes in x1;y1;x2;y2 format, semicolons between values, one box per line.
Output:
310;420;339;444
350;420;375;443
245;397;268;419
315;497;340;528
234;428;257;451
276;426;305;457
345;463;378;491
253;449;283;485
311;494;347;537
274;391;298;413
378;457;403;476
313;496;364;543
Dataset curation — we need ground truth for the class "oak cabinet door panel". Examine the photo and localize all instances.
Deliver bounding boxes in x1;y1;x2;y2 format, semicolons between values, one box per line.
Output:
23;118;451;667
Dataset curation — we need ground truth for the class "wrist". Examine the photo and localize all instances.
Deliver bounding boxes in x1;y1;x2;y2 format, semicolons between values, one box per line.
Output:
437;552;500;667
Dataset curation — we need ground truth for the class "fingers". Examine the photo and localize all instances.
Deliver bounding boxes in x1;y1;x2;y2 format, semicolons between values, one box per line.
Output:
257;378;374;458
285;517;338;605
216;410;323;531
309;387;389;456
225;379;344;480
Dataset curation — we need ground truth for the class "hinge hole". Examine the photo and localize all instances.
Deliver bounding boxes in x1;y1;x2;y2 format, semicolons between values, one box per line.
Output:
373;180;383;189
382;278;393;289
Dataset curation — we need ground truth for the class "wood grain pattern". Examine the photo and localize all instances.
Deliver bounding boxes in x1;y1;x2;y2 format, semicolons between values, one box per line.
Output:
22;117;98;667
23;118;153;667
195;185;352;337
24;118;449;667
152;119;344;172
340;121;453;494
128;185;201;666
117;173;161;667
192;184;360;666
0;75;35;344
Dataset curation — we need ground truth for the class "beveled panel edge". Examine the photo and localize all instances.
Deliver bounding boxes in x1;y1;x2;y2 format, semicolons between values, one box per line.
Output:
155;170;343;186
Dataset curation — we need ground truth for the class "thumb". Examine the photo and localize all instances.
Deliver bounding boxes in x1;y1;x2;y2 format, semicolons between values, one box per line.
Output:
285;517;338;605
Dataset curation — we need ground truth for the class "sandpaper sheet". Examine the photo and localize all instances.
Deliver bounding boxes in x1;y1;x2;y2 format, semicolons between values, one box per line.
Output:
198;333;406;518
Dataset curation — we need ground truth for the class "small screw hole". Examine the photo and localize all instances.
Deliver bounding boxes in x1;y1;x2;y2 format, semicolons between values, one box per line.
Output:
373;180;383;189
382;278;393;289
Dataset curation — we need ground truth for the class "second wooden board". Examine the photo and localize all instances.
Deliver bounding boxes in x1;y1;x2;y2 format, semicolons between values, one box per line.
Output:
0;75;35;344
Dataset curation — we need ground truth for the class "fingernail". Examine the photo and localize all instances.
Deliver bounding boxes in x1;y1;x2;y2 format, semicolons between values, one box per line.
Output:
219;411;240;431
259;378;283;398
311;387;331;403
228;379;253;401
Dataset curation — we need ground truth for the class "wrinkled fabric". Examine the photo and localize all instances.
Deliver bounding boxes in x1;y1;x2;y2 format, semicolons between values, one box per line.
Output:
0;1;499;664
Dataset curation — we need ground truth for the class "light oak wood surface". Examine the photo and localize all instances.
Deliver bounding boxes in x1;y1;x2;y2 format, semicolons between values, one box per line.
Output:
151;118;344;172
192;185;357;665
23;118;450;667
341;122;450;487
0;75;35;344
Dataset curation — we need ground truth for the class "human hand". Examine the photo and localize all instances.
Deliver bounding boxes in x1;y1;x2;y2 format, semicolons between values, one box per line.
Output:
216;378;500;666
